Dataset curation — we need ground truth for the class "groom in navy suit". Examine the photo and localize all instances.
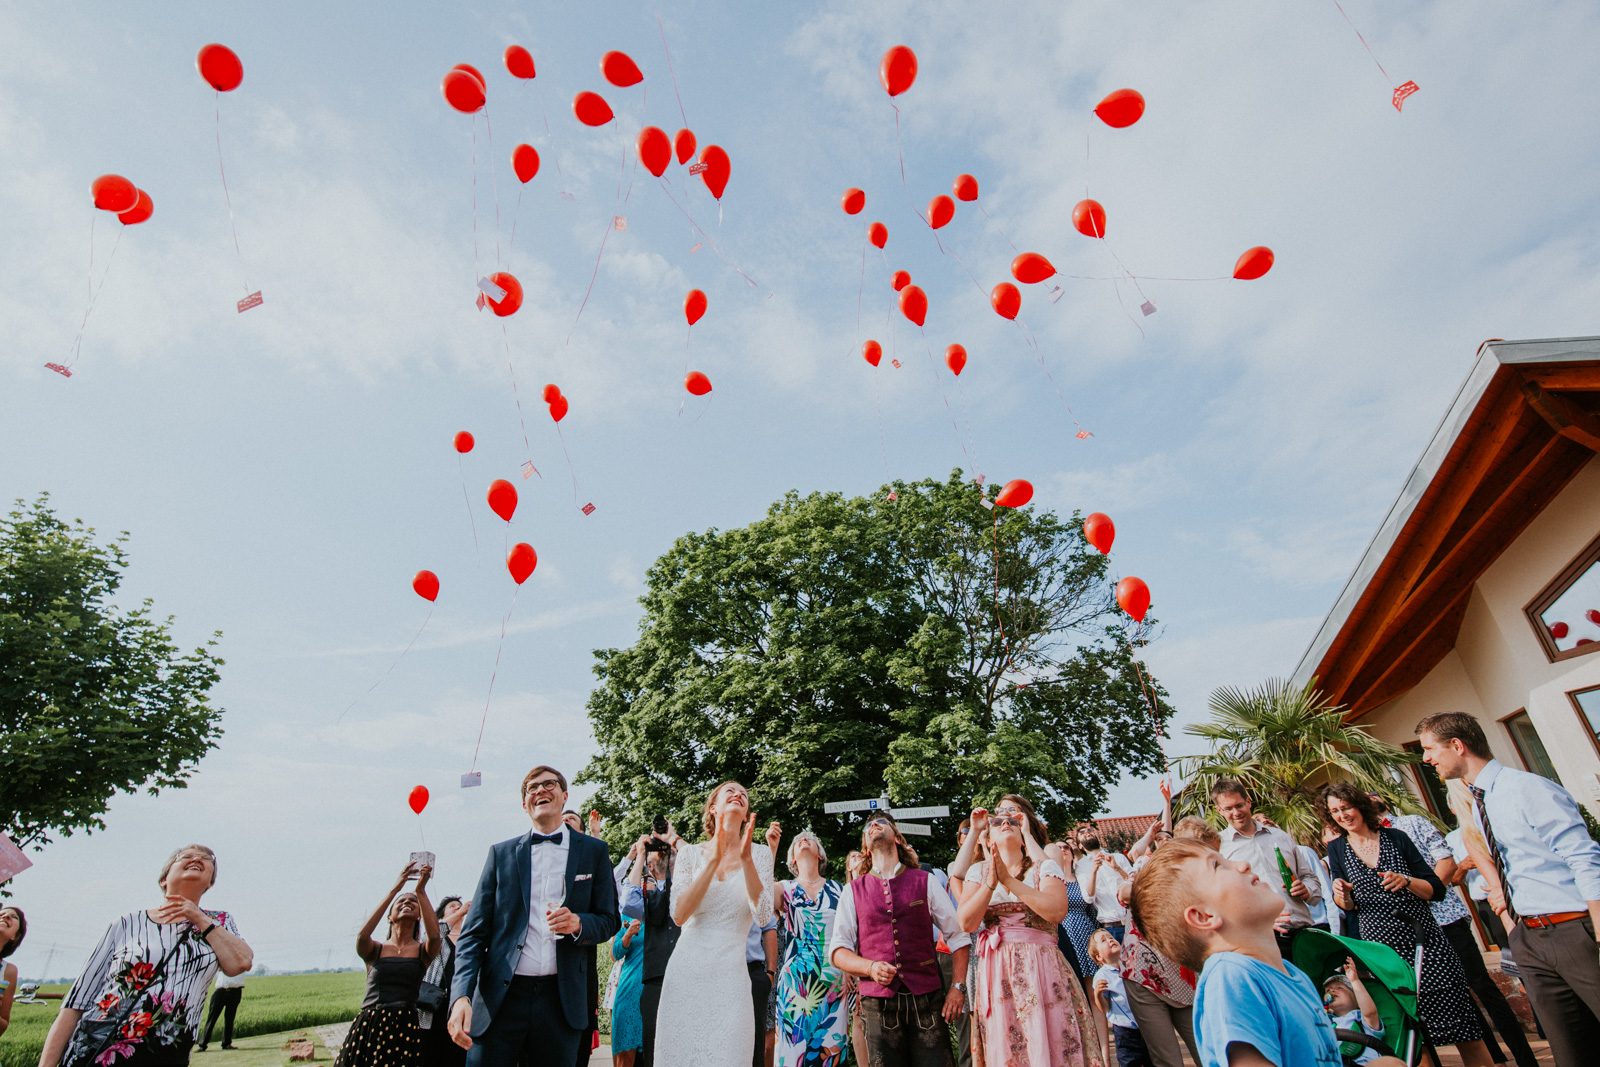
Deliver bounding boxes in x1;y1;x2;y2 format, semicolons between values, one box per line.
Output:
448;765;620;1067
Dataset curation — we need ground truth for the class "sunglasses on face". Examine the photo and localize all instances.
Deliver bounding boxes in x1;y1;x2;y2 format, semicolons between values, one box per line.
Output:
991;815;1021;828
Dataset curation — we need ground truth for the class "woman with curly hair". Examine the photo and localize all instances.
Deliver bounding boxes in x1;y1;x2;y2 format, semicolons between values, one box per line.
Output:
336;861;441;1067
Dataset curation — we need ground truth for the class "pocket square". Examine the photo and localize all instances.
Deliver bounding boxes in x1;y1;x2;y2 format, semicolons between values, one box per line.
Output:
574;873;592;881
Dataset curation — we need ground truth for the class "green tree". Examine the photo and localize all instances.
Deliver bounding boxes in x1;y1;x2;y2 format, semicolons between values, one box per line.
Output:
579;473;1174;866
1173;678;1427;844
1;496;225;852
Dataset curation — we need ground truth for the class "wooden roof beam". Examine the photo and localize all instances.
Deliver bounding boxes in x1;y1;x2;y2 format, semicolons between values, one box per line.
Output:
1520;378;1600;452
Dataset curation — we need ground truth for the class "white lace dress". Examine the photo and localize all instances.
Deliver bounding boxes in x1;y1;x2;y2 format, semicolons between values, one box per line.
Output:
654;842;775;1067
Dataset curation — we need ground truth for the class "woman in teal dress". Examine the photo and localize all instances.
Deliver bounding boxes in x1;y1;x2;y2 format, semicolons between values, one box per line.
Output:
609;917;644;1066
773;831;847;1067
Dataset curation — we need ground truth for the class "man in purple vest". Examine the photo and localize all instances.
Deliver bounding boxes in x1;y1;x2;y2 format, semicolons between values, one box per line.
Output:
828;816;971;1067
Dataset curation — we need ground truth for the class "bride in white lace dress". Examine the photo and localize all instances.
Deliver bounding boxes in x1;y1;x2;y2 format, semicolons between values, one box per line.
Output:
655;781;775;1067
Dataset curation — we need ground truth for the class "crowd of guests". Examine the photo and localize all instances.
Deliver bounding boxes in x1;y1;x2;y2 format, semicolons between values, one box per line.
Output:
15;709;1600;1067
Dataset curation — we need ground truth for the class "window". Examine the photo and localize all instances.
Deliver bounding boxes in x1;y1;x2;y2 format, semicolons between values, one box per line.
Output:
1571;686;1600;759
1403;741;1457;828
1524;531;1600;662
1502;710;1562;784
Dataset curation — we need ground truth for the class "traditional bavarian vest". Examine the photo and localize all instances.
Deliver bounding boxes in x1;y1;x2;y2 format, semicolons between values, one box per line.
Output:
851;866;944;997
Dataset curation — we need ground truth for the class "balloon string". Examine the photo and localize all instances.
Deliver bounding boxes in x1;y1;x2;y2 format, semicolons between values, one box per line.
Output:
540;106;568;190
554;422;579;504
654;178;760;288
1064;273;1229;282
484;107;503;268
337;604;435;723
419;819;427;851
1109;273;1146;340
657;13;690;127
953;371;980;475
1330;0;1395;84
872;363;891;485
457;454;479;553
213;91;249;293
992;510;1016;677
976;203;1019;254
66;225;123;368
568;219;613;342
615;85;646;207
508;186;524;257
470;113;481;287
501;323;537;470
918;326;974;470
470;586;521;772
1014;318;1091;438
1123;621;1168;770
891;102;907;189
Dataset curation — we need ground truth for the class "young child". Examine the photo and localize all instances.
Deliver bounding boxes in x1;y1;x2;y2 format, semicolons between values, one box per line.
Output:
1089;929;1150;1067
1128;839;1402;1067
1323;958;1386;1066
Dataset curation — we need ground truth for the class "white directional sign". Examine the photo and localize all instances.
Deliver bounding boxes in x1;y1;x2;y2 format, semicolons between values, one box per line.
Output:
823;798;891;814
890;805;950;820
896;823;932;836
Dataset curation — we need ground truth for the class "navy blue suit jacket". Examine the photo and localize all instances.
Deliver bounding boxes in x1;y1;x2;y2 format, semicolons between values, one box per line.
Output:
450;829;620;1033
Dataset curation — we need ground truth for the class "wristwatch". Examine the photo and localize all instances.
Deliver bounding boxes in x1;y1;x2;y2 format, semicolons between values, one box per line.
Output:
953;982;966;994
198;922;218;940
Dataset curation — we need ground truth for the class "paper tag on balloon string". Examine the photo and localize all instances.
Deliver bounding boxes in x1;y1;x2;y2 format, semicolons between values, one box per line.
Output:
460;772;482;789
886;491;898;502
1140;300;1157;317
687;162;708;175
891;359;901;369
613;216;627;232
689;242;703;254
581;502;596;515
1392;80;1419;111
1075;429;1093;440
477;277;508;302
559;191;576;202
973;474;986;486
476;292;488;310
521;461;537;479
980;497;995;510
236;291;264;314
1047;286;1064;304
44;362;72;378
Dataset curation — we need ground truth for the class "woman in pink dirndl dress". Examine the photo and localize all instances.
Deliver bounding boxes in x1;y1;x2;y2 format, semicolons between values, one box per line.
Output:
952;795;1104;1067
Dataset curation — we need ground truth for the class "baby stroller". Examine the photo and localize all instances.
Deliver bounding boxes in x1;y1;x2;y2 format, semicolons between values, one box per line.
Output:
1291;927;1425;1066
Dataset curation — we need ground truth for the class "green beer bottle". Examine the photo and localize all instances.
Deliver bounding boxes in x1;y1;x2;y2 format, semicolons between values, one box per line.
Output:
1274;847;1295;896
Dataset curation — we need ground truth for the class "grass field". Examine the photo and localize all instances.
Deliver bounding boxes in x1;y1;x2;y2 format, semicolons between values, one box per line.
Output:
0;973;366;1067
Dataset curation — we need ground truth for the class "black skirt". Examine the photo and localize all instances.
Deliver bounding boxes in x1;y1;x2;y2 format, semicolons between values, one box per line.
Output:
335;1005;425;1067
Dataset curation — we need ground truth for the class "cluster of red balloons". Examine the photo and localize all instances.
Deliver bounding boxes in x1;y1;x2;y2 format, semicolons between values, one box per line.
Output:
441;62;488;114
91;175;154;227
544;383;569;423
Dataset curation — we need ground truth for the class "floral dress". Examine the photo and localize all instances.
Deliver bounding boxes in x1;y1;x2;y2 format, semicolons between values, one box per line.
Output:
773;879;847;1067
63;910;239;1066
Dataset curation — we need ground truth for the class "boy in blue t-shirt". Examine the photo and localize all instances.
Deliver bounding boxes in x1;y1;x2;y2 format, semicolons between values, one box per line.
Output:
1127;839;1403;1067
1089;929;1150;1067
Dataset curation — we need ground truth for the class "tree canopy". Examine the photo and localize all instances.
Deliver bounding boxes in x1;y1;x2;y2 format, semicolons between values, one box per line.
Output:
1;496;225;852
579;472;1174;865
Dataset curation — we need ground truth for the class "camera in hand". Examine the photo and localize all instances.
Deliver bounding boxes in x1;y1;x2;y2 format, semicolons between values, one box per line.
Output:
646;815;671;853
652;815;669;835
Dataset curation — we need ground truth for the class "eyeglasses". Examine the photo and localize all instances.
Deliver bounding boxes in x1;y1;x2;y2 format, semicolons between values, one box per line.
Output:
525;779;563;797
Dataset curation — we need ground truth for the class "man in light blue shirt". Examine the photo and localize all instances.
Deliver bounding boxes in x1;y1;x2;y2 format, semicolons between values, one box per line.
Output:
1419;711;1600;1066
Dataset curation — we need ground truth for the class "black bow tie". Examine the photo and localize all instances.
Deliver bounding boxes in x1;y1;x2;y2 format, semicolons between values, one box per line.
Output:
531;832;562;845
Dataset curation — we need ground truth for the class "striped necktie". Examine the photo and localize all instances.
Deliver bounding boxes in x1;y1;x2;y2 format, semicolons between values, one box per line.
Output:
1469;783;1518;924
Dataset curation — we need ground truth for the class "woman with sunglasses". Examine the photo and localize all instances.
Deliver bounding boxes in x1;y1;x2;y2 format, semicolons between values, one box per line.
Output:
950;796;1103;1067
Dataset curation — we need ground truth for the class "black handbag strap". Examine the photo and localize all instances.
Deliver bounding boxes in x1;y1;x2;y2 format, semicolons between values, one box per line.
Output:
71;925;195;1067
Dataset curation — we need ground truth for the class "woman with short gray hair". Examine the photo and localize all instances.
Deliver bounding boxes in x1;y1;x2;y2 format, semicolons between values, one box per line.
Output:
37;845;253;1067
768;825;847;1067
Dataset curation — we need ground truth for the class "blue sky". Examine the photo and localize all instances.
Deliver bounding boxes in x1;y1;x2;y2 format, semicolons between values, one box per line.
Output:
6;0;1600;976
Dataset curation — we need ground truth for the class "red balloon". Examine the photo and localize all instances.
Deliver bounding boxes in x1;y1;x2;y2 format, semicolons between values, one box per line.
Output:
1095;88;1146;129
995;479;1033;508
1551;621;1570;639
698;145;731;200
1011;253;1055;284
453;431;475;453
487;272;522;316
504;45;536;80
841;188;865;215
442;70;485;113
1233;246;1275;280
952;174;979;202
408;785;430;815
637;127;671;177
868;222;888;249
601;50;643;88
1579;638;1596;647
507;543;538;585
685;289;708;326
453;64;487;90
880;45;918;97
926;195;954;230
487;479;518;522
549;395;569;422
1588;609;1600;626
573;91;614;126
413;570;440;602
685;371;712;396
990;282;1020;320
1072;199;1106;238
1084;513;1115;554
674;128;697;164
891;270;911;292
91;175;138;213
1117;576;1151;623
945;344;967;376
542;383;562;403
196;44;244;92
117;189;153;226
898;285;927;327
512;144;541;183
863;340;882;367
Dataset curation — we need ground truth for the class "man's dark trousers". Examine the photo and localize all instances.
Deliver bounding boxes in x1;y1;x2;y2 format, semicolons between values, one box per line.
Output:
199;986;242;1049
1440;918;1537;1067
862;990;953;1067
936;950;971;1067
1508;915;1600;1067
639;977;665;1067
466;976;578;1067
748;961;771;1067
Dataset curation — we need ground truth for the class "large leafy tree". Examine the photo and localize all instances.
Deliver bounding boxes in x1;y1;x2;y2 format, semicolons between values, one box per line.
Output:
1;496;225;852
1173;678;1428;844
579;473;1174;865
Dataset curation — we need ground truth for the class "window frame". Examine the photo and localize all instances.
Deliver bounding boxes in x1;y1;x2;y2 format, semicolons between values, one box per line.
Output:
1499;708;1563;784
1569;684;1600;762
1522;530;1600;663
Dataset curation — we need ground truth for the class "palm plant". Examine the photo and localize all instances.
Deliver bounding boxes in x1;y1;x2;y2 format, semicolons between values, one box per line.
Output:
1173;678;1428;844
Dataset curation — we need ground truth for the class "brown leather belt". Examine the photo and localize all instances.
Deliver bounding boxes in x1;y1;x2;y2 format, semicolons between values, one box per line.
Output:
1520;911;1587;929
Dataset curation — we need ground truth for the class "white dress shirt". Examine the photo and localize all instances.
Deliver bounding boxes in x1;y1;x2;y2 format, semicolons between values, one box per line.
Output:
515;827;570;976
1446;828;1489;902
1075;851;1132;924
1218;819;1321;929
826;862;971;964
1471;759;1600;915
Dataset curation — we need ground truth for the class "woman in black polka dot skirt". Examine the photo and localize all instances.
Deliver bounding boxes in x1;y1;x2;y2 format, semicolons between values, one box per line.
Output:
336;862;440;1067
1320;783;1491;1067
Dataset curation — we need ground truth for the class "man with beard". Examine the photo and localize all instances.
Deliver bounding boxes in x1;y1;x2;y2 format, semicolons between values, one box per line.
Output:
827;816;969;1067
1075;825;1134;942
